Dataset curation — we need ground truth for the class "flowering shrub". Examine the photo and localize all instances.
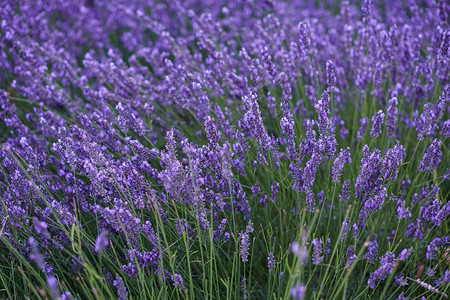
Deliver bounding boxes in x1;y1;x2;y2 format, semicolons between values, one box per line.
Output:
0;0;449;299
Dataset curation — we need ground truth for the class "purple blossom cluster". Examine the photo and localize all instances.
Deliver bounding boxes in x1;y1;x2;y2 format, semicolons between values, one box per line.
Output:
332;147;351;183
367;251;396;288
0;0;448;299
418;139;443;173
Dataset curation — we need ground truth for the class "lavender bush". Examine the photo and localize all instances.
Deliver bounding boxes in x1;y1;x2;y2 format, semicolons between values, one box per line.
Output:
0;0;449;299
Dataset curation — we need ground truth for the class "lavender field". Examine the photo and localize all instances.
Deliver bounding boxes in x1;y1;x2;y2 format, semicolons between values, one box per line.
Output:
0;0;449;299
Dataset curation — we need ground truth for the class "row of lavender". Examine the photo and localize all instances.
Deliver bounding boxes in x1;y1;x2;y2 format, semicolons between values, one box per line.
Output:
0;0;449;299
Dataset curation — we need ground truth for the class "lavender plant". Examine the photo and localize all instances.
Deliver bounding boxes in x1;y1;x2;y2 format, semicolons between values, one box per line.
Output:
0;0;449;299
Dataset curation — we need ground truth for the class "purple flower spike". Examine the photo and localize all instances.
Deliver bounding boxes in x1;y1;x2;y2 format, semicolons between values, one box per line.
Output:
395;274;408;286
113;275;128;300
357;117;368;141
311;238;323;265
386;97;399;138
382;142;406;181
370;110;385;138
95;230;109;252
398;247;413;261
240;232;250;263
204;116;221;146
418;139;442;173
315;91;332;136
291;284;306;300
340;218;350;242
396;197;412;220
365;235;378;264
346;246;357;269
29;237;46;271
332;147;352;183
441;120;450;138
368;251;396;288
339;180;351;203
426;236;450;260
326;60;337;92
297;22;311;57
292;242;308;262
47;276;61;300
414;99;445;140
268;252;276;271
33;217;50;240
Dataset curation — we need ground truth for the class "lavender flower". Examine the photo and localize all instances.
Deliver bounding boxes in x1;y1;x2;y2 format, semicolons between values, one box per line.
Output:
438;31;449;59
426;236;450;260
29;237;46;271
312;238;323;265
396;197;412;220
360;181;387;217
291;284;306;300
241;277;248;299
346;246;357;269
281;101;297;160
386;97;399;138
326;60;337;91
370;110;385;138
398;247;413;261
1;1;449;298
271;181;280;203
395;273;408;286
340;120;348;140
339;180;351;203
365;235;378;264
325;238;331;256
267;91;277;119
305;188;316;212
261;47;277;81
315;91;331;136
47;276;61;299
357;117;368;141
268;252;276;271
426;268;436;277
245;221;254;234
368;251;396;288
443;270;450;283
441;120;450;138
302;153;323;190
213;219;227;241
292;242;308;262
444;168;450;181
240;232;250;263
355;147;382;200
116;102;147;136
332;147;352;183
172;273;185;290
382;143;406;181
414;101;445;140
297;22;311;57
113;275;128;300
418;139;442;173
362;0;372;18
95;230;109;252
341;218;350;242
251;182;260;197
239;91;270;148
204;116;221;146
33;217;50;239
175;219;195;237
